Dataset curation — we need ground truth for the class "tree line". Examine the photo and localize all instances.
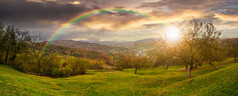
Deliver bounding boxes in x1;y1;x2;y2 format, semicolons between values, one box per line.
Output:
0;21;150;77
0;22;111;77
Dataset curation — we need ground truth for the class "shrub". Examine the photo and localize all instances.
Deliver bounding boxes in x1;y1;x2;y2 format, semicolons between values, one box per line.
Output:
51;67;61;77
63;67;72;77
15;53;37;74
14;53;91;77
41;53;62;76
89;60;106;69
64;57;90;75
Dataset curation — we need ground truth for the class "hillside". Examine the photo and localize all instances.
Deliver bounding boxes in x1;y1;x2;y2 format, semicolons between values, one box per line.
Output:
52;39;156;55
229;38;238;44
158;63;238;96
48;45;113;64
0;61;237;96
52;40;128;54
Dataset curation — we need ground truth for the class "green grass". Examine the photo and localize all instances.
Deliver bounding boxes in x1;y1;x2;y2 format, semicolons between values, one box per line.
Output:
0;59;237;96
158;63;238;96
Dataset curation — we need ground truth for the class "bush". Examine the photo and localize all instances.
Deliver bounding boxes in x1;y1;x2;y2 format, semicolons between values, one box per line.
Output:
64;57;90;75
63;67;72;77
14;53;91;77
71;58;89;75
89;60;106;69
51;67;61;77
41;53;61;76
15;53;38;74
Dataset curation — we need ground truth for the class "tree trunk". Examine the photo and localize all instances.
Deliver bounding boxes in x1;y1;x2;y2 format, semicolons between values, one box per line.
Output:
0;51;3;58
194;65;197;68
209;62;217;70
166;65;169;70
5;51;9;65
0;52;2;63
38;59;41;75
163;65;165;69
135;67;137;74
12;49;17;63
11;54;16;65
187;66;191;79
10;50;17;67
234;57;237;63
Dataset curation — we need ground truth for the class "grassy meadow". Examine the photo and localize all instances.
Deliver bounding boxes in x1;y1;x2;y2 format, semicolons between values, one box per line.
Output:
0;58;237;96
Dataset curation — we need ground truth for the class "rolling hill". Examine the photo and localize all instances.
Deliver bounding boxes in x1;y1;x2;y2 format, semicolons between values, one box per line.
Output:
52;39;156;55
0;60;237;96
52;40;128;54
158;63;238;96
48;45;113;64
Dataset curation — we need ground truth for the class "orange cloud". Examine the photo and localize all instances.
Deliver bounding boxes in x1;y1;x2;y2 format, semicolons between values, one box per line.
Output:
215;13;238;21
79;8;213;32
80;13;159;31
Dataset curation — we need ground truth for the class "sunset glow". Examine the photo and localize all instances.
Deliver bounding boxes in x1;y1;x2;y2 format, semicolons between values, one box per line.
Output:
166;26;181;41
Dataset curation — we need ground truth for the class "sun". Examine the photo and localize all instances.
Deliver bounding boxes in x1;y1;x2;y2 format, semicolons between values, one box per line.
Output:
165;26;181;41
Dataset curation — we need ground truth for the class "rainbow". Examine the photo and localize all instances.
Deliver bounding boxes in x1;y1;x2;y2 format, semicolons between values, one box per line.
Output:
43;8;161;54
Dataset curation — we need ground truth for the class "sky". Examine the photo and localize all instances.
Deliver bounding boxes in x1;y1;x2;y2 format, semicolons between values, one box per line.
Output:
0;0;238;41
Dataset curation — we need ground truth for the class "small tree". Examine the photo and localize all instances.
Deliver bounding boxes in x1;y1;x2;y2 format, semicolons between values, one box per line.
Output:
29;33;47;75
232;44;238;63
228;40;238;63
175;19;221;79
200;38;227;70
148;38;177;70
133;56;149;74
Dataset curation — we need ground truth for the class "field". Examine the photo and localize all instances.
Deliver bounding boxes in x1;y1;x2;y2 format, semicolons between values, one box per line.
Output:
0;58;237;96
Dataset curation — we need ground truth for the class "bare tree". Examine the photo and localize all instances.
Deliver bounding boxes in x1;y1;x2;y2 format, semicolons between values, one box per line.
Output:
175;19;221;79
231;44;238;63
200;38;227;70
133;56;148;74
29;33;47;75
228;39;238;63
148;37;178;70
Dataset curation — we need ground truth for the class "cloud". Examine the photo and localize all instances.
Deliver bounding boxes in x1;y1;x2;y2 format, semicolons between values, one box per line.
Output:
140;0;225;10
139;0;238;34
86;37;101;41
0;0;238;41
0;0;90;23
77;0;158;8
212;0;238;15
215;13;238;21
69;1;81;5
140;0;226;22
0;0;92;39
74;12;159;31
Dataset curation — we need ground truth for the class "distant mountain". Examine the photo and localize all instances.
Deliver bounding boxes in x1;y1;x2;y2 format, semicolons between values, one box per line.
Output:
135;38;156;43
106;38;156;51
51;38;157;55
78;38;156;46
229;38;238;44
52;40;128;54
52;37;238;56
78;40;133;46
77;38;156;54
